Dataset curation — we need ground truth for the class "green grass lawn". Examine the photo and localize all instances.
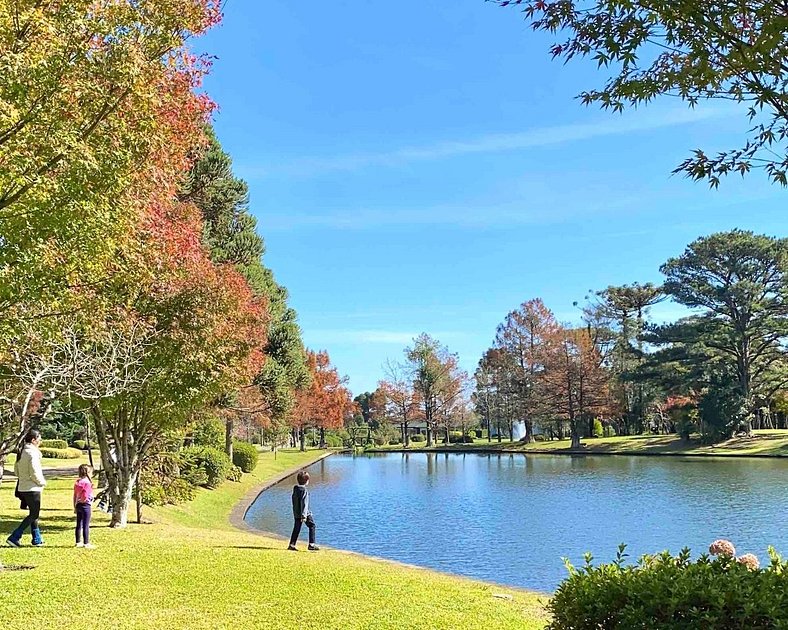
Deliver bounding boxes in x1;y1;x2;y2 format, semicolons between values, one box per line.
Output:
0;449;547;630
373;430;788;457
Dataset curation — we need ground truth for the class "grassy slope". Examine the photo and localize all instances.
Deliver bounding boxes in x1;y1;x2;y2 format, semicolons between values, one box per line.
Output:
374;430;788;457
0;449;547;630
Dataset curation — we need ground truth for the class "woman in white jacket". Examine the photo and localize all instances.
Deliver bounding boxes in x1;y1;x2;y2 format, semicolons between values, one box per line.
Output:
7;429;46;547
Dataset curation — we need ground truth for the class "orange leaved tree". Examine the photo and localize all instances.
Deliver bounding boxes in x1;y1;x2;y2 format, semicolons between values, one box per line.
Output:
540;326;611;449
292;350;353;451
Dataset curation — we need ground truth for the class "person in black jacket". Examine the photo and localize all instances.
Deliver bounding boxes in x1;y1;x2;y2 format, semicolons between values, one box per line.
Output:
288;470;319;551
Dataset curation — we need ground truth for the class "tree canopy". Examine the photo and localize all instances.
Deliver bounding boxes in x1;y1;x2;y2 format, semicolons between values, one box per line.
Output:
495;0;788;186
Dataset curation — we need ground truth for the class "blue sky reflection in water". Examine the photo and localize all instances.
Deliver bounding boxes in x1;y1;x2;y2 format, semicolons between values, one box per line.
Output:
246;453;788;592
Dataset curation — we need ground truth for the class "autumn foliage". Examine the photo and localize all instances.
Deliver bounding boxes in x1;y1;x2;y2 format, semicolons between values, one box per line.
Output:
0;2;282;527
292;350;354;449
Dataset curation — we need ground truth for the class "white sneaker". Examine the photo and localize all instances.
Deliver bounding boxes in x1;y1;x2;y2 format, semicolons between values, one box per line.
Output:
84;544;97;550
75;542;84;548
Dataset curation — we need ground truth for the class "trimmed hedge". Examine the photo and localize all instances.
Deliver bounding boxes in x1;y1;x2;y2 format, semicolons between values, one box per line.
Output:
40;447;82;459
409;434;426;443
232;441;258;473
549;543;788;629
41;439;69;450
72;439;88;451
180;446;231;489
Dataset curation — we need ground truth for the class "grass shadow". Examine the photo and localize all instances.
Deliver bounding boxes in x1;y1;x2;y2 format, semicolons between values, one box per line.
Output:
211;545;281;551
1;513;115;536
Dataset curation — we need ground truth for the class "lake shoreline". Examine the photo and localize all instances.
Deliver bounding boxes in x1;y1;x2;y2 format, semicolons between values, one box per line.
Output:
232;449;549;598
365;446;788;459
230;449;334;530
363;431;788;459
240;448;788;594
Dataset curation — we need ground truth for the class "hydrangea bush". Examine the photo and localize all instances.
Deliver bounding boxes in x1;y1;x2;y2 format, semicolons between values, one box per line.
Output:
548;540;788;629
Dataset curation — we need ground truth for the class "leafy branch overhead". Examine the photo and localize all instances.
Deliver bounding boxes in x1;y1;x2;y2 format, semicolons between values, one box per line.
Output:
495;0;788;187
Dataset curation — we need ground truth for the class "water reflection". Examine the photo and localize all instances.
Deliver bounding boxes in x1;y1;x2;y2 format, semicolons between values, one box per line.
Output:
245;453;788;592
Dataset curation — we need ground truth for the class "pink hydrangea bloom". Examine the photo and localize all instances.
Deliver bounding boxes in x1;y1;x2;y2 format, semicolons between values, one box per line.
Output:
736;554;760;570
709;539;736;557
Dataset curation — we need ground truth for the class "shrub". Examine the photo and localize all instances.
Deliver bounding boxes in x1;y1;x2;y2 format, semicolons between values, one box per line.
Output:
602;425;617;438
39;423;59;440
534;434;547;442
373;436;387;446
180;446;231;489
592;419;604;438
548;543;788;630
675;412;697;442
389;437;402;445
227;465;243;482
192;416;225;451
325;434;343;448
410;434;426;443
40;447;81;459
140;452;196;506
40;439;68;450
141;476;195;506
71;439;88;450
232;440;258;473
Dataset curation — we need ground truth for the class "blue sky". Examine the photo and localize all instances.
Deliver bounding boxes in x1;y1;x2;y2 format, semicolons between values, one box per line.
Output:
197;0;786;395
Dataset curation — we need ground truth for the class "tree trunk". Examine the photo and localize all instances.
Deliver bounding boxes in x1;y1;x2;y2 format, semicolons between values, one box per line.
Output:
487;416;491;443
225;419;233;459
445;425;450;444
524;419;535;444
319;427;326;449
426;427;433;448
111;477;134;528
403;422;409;448
299;428;306;452
135;471;143;524
85;415;95;470
570;421;582;449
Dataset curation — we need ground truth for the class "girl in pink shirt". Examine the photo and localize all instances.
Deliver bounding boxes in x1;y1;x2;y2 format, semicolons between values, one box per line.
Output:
73;464;95;549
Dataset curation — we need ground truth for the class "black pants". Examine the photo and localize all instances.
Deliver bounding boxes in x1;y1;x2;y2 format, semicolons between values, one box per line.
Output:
17;491;41;533
75;503;91;544
289;515;316;546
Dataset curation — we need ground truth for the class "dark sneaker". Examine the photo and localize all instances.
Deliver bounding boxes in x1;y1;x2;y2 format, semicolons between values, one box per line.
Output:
32;540;44;547
308;544;320;552
6;537;21;548
287;545;298;551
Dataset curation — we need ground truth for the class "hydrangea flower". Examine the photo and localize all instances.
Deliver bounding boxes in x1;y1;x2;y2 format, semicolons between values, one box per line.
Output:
709;539;736;557
736;554;760;570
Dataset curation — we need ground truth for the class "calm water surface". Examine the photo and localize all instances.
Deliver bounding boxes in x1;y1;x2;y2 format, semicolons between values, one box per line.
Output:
245;453;788;591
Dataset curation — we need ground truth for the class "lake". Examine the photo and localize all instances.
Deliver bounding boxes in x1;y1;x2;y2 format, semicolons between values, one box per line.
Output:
245;452;788;592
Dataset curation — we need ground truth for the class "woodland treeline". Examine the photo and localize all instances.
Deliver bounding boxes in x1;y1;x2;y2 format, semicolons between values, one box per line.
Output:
366;231;788;449
0;2;352;527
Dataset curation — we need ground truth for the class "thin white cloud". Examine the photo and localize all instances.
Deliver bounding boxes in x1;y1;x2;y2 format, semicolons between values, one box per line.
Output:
304;329;466;345
258;193;642;231
241;106;734;178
